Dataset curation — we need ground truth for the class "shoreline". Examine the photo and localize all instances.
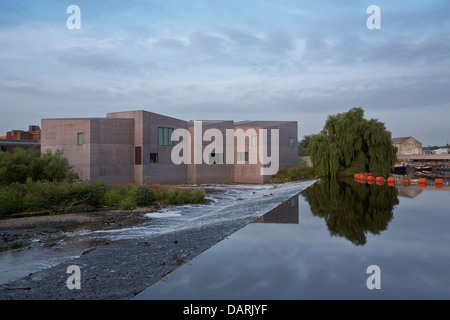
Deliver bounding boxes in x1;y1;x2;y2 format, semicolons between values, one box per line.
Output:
0;180;315;300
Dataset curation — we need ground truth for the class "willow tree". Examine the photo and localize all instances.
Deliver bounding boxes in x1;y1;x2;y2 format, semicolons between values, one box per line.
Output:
302;179;398;246
307;107;397;178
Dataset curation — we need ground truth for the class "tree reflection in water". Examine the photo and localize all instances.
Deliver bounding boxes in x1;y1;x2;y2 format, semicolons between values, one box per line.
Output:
301;179;399;246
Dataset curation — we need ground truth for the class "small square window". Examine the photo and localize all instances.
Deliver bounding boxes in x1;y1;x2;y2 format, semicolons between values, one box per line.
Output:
150;153;159;163
77;133;83;145
290;138;295;148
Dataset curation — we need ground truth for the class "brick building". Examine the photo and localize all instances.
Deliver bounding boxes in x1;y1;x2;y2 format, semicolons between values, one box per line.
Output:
0;125;41;152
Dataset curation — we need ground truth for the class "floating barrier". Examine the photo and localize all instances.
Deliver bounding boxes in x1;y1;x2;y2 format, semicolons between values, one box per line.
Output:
354;173;447;188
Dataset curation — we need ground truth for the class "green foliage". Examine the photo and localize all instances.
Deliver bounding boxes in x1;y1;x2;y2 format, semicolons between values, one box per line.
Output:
0;176;206;216
308;108;397;178
133;185;155;205
303;179;398;246
103;185;136;206
271;166;316;183
0;183;25;216
0;148;78;185
119;198;137;210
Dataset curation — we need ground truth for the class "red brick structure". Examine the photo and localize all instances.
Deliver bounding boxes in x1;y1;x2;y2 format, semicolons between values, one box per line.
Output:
0;125;41;152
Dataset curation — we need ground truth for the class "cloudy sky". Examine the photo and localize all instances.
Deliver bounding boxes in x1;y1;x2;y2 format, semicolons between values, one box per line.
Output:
1;0;449;146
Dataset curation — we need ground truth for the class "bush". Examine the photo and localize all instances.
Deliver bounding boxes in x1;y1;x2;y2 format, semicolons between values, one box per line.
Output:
103;185;136;205
119;198;136;210
133;185;155;206
0;184;25;216
271;166;316;183
0;148;78;186
68;181;108;206
190;189;205;203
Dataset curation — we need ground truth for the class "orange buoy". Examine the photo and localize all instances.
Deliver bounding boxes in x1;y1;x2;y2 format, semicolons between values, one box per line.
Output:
387;177;395;183
435;179;443;185
403;179;410;186
388;181;395;187
418;178;426;184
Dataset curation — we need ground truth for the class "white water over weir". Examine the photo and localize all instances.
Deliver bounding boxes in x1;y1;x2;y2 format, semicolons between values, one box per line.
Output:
0;181;316;287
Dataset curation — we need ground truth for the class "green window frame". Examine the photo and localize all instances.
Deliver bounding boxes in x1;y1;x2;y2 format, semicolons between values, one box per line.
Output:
77;133;83;146
158;127;174;146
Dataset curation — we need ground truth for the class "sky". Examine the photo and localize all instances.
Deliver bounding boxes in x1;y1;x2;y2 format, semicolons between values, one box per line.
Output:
0;0;449;146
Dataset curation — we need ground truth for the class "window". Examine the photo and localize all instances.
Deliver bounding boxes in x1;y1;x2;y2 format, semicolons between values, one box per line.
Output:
77;133;83;145
290;138;295;148
135;146;142;165
209;152;223;164
251;136;257;147
158;127;174;146
150;153;158;163
237;152;249;162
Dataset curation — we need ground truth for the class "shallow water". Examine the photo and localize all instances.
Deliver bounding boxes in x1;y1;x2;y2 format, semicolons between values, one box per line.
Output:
0;183;281;285
135;180;450;300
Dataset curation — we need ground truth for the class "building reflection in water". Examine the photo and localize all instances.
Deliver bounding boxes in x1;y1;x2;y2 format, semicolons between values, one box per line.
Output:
253;195;299;224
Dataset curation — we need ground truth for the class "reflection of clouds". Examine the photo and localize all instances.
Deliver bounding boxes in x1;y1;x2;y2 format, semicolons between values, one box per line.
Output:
136;188;450;300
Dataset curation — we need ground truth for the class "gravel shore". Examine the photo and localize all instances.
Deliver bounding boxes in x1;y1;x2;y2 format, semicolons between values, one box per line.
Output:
0;181;314;300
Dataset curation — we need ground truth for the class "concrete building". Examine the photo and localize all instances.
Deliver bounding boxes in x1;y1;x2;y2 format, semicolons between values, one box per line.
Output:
392;137;422;156
41;110;299;185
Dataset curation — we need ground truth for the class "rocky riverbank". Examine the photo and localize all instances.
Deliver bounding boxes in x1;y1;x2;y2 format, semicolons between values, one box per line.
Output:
0;181;315;300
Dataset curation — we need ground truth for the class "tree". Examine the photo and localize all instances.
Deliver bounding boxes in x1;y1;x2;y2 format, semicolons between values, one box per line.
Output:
298;135;311;156
307;107;397;178
302;179;398;246
0;148;78;185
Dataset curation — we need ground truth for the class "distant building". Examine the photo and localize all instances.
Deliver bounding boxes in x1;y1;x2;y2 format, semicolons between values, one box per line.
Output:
0;125;41;152
0;125;41;141
431;148;449;155
41;110;299;185
392;137;422;155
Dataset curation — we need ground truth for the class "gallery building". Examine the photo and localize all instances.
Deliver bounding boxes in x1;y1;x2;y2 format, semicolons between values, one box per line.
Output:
41;110;299;185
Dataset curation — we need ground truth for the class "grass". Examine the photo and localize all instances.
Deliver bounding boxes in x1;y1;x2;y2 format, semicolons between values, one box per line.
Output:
0;180;206;217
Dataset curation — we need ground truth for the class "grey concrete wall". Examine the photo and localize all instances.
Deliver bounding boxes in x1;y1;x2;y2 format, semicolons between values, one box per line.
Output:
233;126;264;184
187;121;235;184
233;121;298;183
41;118;92;182
108;110;187;185
89;118;135;185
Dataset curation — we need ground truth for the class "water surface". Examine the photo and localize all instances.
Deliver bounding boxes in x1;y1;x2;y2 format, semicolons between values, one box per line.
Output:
135;180;450;300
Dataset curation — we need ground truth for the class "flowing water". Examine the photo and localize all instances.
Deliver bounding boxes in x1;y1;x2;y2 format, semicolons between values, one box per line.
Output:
0;183;285;286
